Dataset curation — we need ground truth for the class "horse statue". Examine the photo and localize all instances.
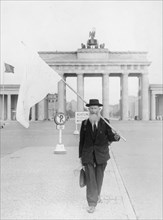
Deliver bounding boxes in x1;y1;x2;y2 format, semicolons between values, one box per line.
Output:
87;29;98;48
81;43;86;49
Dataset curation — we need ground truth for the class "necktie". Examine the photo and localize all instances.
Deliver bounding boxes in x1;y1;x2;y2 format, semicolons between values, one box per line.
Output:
93;123;96;133
93;123;97;140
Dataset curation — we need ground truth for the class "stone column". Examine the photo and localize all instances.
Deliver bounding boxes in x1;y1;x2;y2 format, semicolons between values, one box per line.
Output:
77;73;84;112
7;94;11;120
151;92;156;120
102;73;110;118
141;73;149;120
120;73;128;120
138;76;142;119
31;105;36;121
45;97;49;120
58;79;65;113
38;99;45;120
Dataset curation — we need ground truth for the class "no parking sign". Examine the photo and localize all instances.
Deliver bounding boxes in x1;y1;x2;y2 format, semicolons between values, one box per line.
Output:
54;112;66;125
54;112;66;154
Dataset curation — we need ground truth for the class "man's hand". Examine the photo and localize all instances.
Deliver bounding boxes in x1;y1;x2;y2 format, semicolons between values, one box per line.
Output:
114;133;120;141
108;141;112;146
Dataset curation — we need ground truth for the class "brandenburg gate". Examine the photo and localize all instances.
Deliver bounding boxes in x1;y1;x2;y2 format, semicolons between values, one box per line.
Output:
39;30;151;120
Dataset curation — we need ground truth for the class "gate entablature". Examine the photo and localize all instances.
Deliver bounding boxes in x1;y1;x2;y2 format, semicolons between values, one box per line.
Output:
39;50;150;75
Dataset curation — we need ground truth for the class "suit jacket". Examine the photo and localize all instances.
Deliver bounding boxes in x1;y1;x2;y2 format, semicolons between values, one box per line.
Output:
79;118;119;164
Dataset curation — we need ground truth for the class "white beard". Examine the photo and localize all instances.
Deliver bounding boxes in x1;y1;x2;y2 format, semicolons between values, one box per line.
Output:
89;113;100;124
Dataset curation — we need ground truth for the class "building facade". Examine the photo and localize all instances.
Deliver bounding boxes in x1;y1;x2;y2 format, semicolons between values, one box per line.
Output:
0;83;163;121
149;84;163;120
0;85;19;121
0;32;162;121
0;85;58;121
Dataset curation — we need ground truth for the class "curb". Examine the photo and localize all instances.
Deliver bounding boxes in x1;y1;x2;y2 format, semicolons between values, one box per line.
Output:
110;150;138;220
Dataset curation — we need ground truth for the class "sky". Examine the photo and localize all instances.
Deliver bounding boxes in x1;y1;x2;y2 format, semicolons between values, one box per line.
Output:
1;0;162;104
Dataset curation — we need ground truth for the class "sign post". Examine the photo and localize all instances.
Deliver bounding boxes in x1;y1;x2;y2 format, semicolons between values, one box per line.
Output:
54;112;66;154
74;112;89;135
74;123;79;135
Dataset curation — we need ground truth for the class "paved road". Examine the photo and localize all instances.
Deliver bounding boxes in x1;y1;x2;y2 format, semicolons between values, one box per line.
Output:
1;120;77;157
111;121;162;220
1;146;132;219
1;120;162;219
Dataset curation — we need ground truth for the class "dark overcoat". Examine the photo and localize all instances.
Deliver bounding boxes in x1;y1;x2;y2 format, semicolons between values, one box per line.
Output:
79;118;119;164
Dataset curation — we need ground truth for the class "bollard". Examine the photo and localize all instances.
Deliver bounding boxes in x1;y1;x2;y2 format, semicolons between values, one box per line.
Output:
73;123;79;135
54;113;66;154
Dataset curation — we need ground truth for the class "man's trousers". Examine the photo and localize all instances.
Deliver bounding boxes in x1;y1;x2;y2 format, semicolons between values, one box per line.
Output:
85;161;107;207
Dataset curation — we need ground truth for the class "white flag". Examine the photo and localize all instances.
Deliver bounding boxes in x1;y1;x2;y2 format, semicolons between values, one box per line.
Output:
16;44;61;128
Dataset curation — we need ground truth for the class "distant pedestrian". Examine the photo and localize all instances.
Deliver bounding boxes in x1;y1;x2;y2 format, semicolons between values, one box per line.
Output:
79;99;120;213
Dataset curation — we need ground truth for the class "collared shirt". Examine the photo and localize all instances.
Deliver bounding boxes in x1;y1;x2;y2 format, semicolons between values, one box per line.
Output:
92;121;98;131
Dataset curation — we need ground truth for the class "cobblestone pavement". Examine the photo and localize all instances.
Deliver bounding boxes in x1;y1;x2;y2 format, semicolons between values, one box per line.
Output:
1;146;132;220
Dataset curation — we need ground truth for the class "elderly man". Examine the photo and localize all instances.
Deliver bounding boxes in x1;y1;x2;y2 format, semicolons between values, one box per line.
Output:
79;99;120;213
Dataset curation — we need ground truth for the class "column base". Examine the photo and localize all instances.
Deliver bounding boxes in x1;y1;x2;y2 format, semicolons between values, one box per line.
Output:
0;121;6;128
73;130;79;135
121;118;128;121
54;144;67;154
142;114;149;121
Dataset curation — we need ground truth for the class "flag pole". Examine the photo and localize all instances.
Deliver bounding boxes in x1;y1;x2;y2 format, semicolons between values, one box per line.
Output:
60;78;126;142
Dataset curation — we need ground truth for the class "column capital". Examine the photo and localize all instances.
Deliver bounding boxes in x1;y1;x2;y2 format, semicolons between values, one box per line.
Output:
141;71;149;76
76;72;84;76
151;91;156;96
59;73;63;77
122;71;129;76
58;72;67;78
103;72;110;76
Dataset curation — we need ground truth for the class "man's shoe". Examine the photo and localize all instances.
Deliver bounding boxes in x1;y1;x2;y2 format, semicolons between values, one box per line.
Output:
87;206;95;213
